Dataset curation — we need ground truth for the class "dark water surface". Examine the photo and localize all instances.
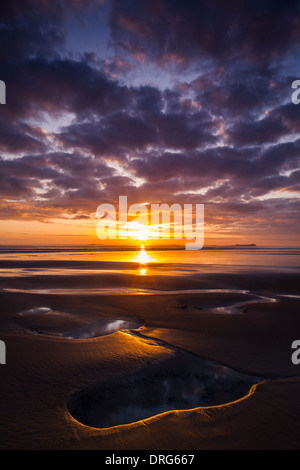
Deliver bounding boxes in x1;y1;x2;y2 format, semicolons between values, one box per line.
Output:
67;349;262;429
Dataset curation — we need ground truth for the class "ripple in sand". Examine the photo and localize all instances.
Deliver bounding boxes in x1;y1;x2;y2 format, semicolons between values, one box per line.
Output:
67;351;262;429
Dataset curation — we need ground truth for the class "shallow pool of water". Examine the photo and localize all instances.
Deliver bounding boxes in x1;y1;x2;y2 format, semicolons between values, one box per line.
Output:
67;350;262;429
62;319;141;339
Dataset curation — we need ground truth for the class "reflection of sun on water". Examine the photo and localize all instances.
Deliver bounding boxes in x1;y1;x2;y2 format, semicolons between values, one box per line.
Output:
127;223;158;275
136;246;150;264
137;246;149;275
132;245;154;276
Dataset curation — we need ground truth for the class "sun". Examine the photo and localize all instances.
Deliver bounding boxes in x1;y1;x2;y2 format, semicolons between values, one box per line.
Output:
138;225;150;241
125;221;151;241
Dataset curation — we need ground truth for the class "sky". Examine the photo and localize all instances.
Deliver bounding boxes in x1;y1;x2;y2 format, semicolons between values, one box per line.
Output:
0;0;300;246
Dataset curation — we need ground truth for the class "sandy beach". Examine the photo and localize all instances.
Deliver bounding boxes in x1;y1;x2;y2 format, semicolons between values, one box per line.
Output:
0;248;300;450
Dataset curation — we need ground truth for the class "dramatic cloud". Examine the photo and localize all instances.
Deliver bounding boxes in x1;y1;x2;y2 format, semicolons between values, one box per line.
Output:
0;0;300;244
110;0;300;65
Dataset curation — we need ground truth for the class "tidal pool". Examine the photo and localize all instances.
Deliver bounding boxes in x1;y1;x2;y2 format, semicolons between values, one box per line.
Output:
67;350;262;429
62;319;141;339
16;306;141;339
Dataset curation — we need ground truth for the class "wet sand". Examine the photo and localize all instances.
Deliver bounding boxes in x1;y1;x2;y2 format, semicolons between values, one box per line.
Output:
0;254;300;449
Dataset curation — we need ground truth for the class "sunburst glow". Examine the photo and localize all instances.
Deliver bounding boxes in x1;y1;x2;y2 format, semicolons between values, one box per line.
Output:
136;246;150;264
137;226;151;241
126;222;152;241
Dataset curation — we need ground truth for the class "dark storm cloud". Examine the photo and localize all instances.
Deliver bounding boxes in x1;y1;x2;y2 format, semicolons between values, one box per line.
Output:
57;105;217;155
57;112;157;155
110;0;300;65
0;0;106;61
130;140;300;202
0;118;47;153
226;101;300;146
0;1;64;62
0;57;131;122
226;115;287;147
0;151;118;217
190;67;291;120
131;147;255;183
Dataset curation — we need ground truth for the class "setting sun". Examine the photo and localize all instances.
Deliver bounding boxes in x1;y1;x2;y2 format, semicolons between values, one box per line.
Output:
138;226;151;241
126;222;152;241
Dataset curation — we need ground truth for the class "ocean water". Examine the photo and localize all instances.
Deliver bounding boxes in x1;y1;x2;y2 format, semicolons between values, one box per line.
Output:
0;244;299;269
0;245;299;301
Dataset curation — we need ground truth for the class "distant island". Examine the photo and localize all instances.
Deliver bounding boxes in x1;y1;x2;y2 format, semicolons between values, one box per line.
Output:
235;243;256;246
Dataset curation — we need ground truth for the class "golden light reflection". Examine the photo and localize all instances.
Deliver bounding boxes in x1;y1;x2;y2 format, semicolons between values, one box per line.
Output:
136;246;150;264
131;245;155;276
